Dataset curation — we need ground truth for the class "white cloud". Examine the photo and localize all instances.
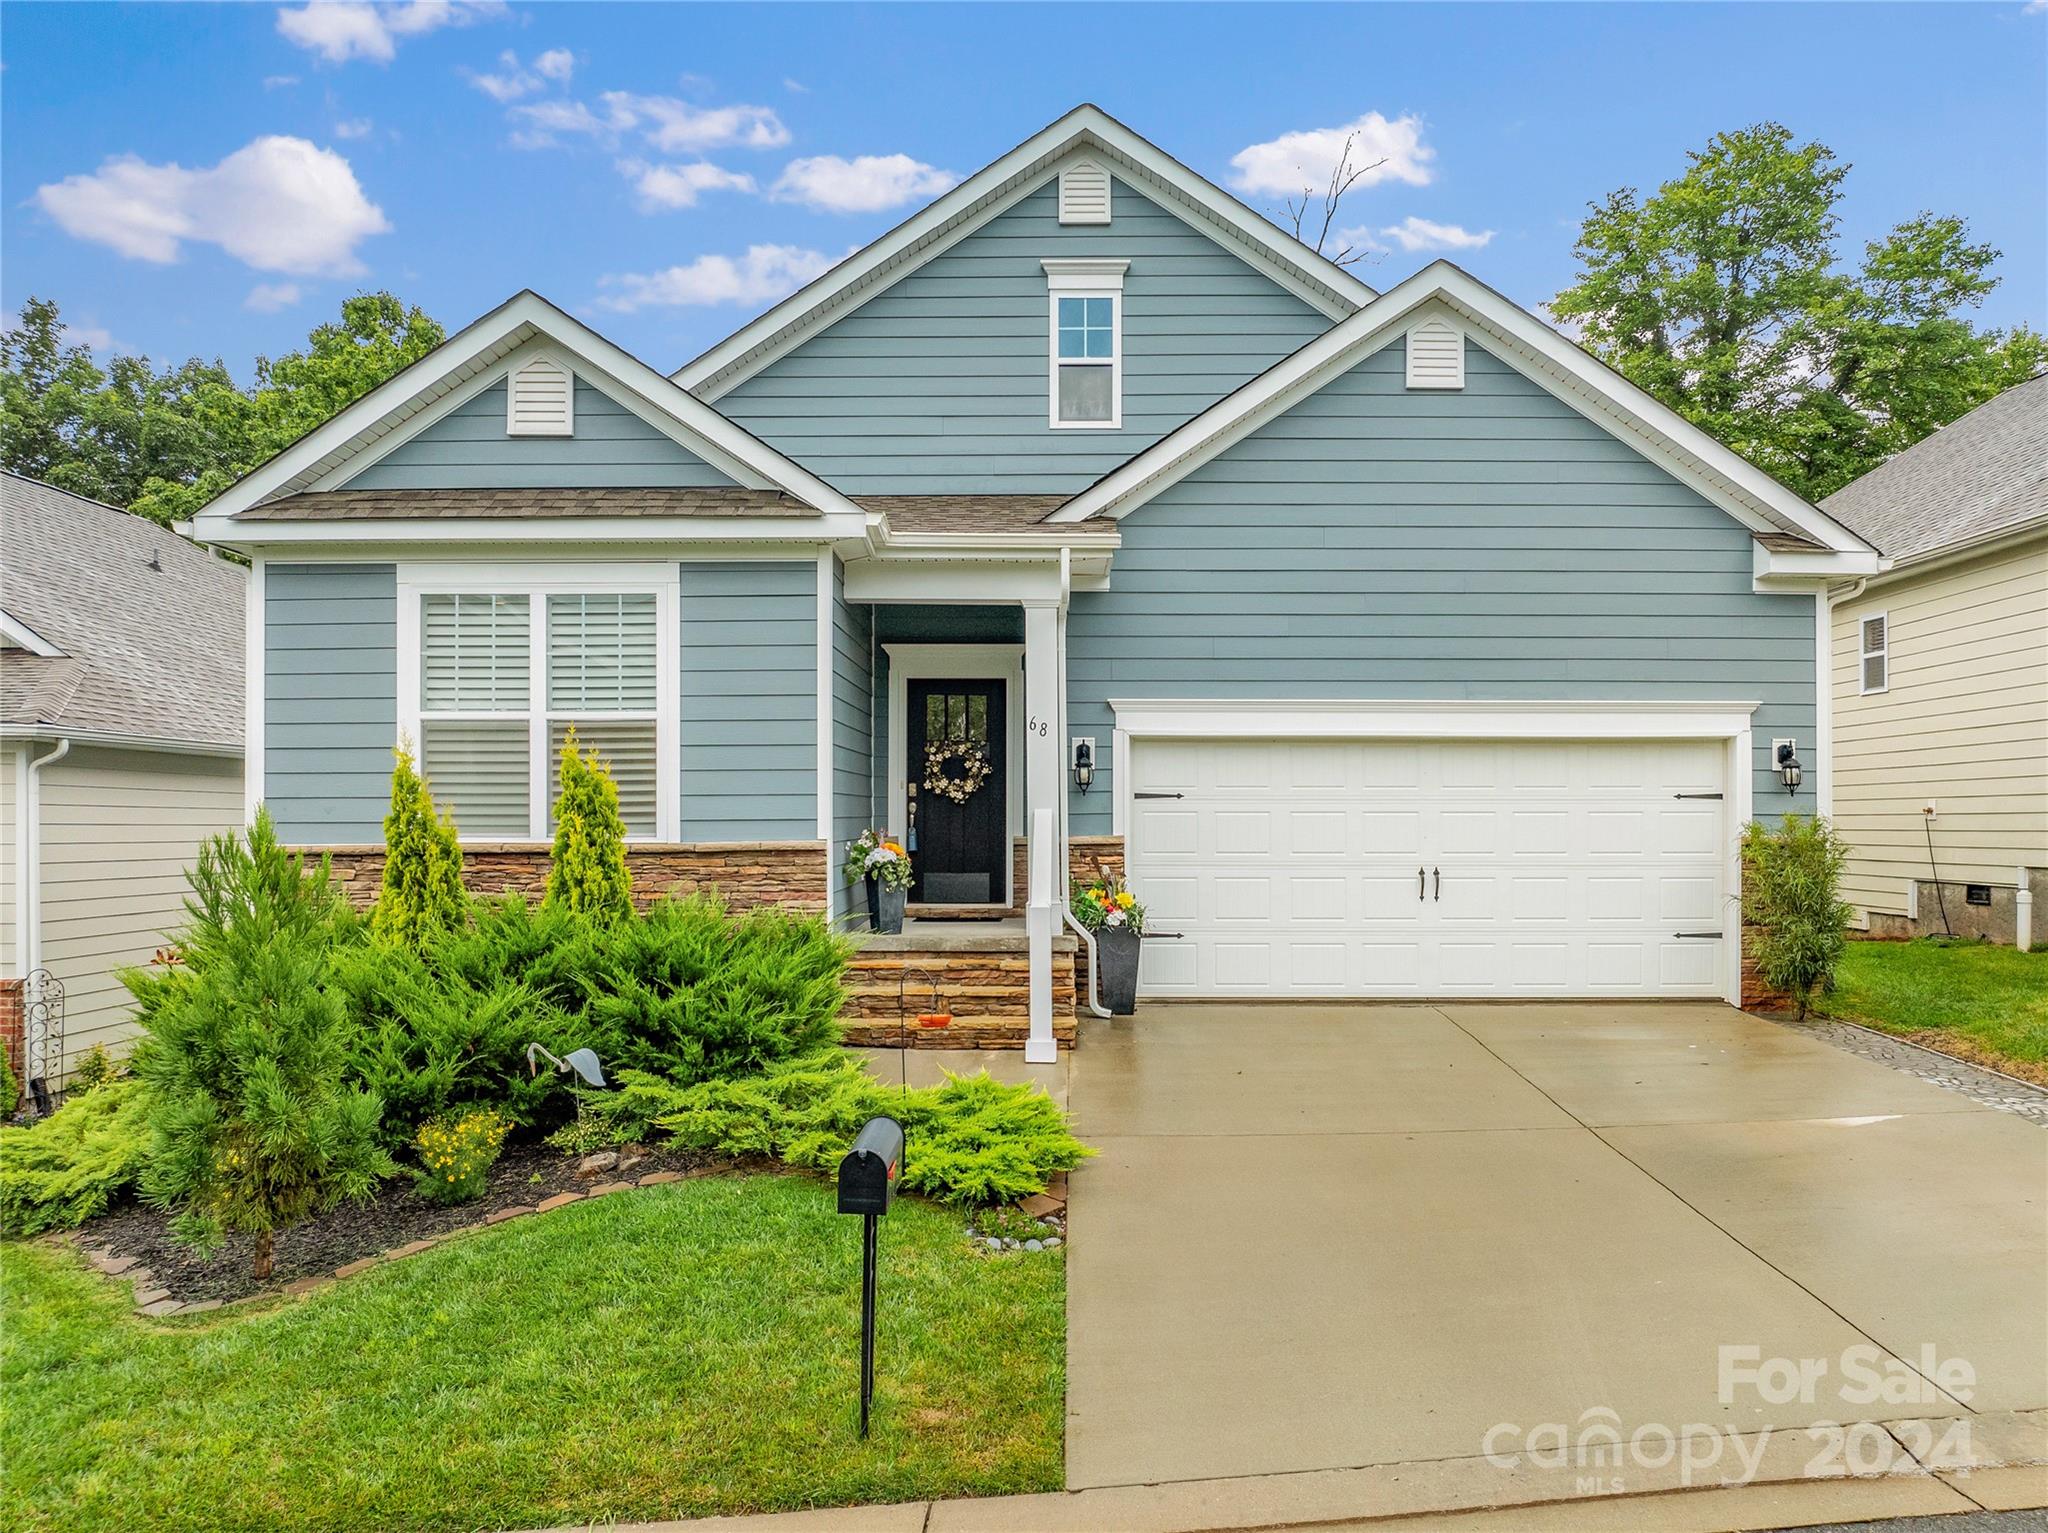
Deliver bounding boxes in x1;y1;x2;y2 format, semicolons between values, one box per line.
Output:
619;158;757;211
1230;112;1435;198
770;153;957;214
467;47;572;102
263;74;301;89
2025;0;2046;15
245;282;305;312
276;0;503;65
510;91;788;152
783;77;809;94
1376;215;1495;252
595;244;835;311
34;136;390;275
334;116;374;139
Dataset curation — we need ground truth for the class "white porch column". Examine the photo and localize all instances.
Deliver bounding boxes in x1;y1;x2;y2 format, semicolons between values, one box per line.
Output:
1023;600;1061;1062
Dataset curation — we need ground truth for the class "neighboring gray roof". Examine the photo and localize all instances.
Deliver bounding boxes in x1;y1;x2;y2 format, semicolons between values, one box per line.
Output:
854;494;1075;534
1;474;245;752
1821;375;2048;563
240;486;818;521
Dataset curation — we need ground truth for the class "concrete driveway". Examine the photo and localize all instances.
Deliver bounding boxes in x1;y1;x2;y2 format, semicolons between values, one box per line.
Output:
1065;1002;2048;1493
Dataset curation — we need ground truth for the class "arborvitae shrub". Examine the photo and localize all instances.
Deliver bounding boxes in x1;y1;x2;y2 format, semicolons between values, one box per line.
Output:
372;741;467;948
544;732;632;923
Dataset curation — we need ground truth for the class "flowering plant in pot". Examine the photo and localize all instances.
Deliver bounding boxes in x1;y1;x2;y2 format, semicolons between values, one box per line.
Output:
1071;875;1144;1013
845;829;915;933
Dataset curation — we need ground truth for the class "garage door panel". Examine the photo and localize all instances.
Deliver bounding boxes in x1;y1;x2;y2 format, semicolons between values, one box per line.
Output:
1130;735;1726;1000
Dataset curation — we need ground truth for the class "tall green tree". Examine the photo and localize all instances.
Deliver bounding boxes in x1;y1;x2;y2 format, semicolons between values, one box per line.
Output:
544;732;634;923
372;742;469;949
2;293;442;527
1551;124;2044;500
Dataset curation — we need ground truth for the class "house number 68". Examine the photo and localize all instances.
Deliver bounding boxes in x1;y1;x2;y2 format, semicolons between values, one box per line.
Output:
1027;717;1049;736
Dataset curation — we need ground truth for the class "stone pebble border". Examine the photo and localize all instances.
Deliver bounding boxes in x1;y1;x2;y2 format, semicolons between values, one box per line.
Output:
1771;1012;2048;1126
74;1166;717;1321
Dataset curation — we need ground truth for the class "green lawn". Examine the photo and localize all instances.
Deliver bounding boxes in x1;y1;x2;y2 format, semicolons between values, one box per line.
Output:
1;1173;1065;1532
1815;939;2048;1083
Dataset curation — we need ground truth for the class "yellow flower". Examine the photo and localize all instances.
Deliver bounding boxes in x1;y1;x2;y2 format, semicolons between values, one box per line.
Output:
1116;892;1135;909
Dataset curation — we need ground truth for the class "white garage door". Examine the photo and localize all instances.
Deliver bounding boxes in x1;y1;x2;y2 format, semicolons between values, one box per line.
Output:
1130;737;1728;998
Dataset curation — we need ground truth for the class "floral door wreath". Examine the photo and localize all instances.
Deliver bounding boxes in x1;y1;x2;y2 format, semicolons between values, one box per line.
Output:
923;738;993;803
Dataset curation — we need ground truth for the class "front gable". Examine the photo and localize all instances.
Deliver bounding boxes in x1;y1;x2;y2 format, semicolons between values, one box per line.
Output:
716;164;1333;494
342;353;740;493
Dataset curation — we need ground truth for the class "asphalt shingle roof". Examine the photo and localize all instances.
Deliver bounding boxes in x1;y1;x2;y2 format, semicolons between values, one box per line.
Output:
852;494;1079;534
1;474;245;752
241;486;817;520
1820;375;2048;563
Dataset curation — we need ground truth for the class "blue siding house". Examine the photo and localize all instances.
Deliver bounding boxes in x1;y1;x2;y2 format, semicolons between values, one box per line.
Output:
192;106;1876;1055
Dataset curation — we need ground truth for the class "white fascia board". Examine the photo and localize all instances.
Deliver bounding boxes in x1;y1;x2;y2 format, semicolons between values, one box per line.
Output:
1107;697;1761;741
219;522;865;559
0;723;242;758
189;292;865;544
674;104;1376;400
0;610;62;657
842;557;1075;604
1052;263;1877;561
1753;541;1883;588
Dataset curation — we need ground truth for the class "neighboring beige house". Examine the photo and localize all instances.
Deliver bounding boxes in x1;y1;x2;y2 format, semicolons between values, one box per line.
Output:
1;473;245;1099
1821;376;2048;946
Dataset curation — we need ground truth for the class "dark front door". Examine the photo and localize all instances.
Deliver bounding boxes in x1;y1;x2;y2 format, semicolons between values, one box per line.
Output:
906;679;1006;905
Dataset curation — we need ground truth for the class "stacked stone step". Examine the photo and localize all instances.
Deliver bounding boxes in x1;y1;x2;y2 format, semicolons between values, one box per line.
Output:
842;949;1078;1048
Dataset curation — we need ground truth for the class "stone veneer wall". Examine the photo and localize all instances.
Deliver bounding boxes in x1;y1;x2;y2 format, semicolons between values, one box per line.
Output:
309;842;829;913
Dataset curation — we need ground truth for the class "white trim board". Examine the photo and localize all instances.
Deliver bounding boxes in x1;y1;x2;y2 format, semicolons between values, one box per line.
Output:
884;643;1026;907
1049;266;1879;571
0;610;61;657
674;104;1376;401
1109;696;1754;1006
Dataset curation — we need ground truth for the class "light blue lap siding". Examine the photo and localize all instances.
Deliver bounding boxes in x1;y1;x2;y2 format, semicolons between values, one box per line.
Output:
680;561;817;842
1065;339;1817;834
346;379;737;490
717;171;1331;494
265;563;396;842
830;560;874;917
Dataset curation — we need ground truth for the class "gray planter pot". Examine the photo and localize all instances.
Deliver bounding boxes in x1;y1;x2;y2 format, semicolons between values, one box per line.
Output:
1095;925;1141;1014
875;881;907;935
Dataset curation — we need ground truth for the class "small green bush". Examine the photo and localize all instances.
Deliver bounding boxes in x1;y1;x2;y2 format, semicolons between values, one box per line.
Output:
0;1078;152;1235
592;1051;1092;1206
545;732;633;923
125;809;394;1278
372;742;467;948
1742;814;1855;1020
1;1046;20;1118
70;1043;119;1093
413;1107;510;1204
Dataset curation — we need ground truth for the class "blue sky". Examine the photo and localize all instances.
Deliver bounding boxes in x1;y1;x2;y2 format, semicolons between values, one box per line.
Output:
5;2;2043;381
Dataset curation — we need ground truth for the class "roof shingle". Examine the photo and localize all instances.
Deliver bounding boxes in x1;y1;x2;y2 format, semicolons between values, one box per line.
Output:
240;485;817;521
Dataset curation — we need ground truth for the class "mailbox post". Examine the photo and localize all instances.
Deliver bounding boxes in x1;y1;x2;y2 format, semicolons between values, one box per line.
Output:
837;1115;905;1439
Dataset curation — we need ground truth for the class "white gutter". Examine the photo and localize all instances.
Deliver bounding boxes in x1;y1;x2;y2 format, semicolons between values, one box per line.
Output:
19;738;70;1082
0;724;241;759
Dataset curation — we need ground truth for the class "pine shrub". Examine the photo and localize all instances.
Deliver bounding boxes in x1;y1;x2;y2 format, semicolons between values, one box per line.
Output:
0;1078;152;1235
372;742;467;948
1741;814;1855;1020
124;809;394;1277
71;1043;119;1092
544;732;633;923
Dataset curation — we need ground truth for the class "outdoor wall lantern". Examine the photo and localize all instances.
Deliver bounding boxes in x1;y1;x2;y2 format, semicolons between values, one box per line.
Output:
1774;740;1803;797
1072;738;1095;794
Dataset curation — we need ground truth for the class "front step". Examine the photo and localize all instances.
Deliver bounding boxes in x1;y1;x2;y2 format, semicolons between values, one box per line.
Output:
844;929;1079;1049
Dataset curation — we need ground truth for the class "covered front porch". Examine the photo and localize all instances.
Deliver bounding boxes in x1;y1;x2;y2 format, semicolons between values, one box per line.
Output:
832;517;1120;1061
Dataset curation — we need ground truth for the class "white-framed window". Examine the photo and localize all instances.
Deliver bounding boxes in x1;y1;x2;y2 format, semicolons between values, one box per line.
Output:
1859;612;1889;694
397;563;679;843
1043;258;1128;429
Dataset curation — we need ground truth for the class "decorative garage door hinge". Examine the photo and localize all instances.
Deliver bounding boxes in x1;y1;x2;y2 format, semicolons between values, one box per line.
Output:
1133;790;1184;799
1673;792;1724;800
1673;930;1725;939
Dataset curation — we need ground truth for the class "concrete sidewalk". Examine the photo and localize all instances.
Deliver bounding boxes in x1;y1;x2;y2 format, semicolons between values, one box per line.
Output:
545;1407;2047;1532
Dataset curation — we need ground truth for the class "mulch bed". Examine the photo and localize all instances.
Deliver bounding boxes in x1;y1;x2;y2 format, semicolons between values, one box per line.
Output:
69;1140;718;1305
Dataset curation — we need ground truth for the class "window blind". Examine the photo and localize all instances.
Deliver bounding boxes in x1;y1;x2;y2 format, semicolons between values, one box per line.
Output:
422;719;532;837
549;720;658;837
547;593;657;712
422;594;530;711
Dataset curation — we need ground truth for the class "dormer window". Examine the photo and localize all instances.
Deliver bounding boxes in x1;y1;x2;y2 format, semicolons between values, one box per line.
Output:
1043;258;1127;429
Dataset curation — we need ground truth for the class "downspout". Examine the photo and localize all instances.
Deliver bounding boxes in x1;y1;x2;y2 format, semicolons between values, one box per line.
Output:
1054;546;1112;1019
22;737;70;1085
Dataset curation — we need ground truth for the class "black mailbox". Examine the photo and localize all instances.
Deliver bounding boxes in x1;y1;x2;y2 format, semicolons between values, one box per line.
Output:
838;1116;905;1216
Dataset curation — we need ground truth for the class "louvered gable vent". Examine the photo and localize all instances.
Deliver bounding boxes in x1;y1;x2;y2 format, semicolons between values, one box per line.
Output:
1058;158;1112;225
1404;317;1465;390
507;356;574;436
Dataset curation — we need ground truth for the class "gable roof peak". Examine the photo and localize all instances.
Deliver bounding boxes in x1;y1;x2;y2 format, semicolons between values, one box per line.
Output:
674;104;1379;401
